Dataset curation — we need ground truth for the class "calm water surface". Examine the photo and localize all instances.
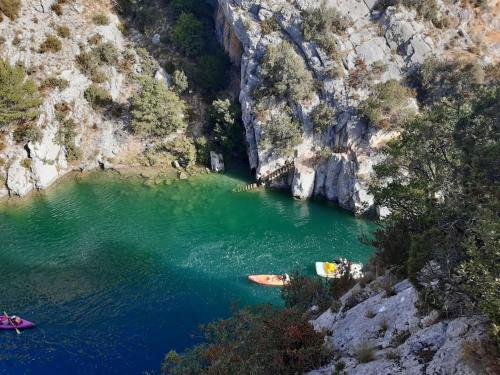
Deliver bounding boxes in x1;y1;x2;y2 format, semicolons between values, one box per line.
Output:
0;167;375;374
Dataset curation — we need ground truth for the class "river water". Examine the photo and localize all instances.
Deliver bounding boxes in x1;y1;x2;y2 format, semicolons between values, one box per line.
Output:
0;168;374;374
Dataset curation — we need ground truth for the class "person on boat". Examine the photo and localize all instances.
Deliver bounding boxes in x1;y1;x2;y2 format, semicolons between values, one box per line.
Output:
10;316;22;325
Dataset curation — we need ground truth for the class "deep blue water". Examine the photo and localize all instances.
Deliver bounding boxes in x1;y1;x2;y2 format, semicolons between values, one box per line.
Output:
0;170;374;374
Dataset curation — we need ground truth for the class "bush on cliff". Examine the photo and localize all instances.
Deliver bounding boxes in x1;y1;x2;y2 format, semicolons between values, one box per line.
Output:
130;76;187;137
260;109;302;156
259;41;314;103
162;305;331;375
0;0;21;20
369;84;499;338
311;103;335;132
0;59;41;129
418;57;485;102
194;52;231;93
360;79;416;129
208;98;245;155
84;84;112;109
172;12;204;56
302;4;349;55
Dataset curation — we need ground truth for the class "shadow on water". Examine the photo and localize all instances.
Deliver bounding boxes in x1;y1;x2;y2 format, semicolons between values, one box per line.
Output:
0;240;262;375
0;170;375;374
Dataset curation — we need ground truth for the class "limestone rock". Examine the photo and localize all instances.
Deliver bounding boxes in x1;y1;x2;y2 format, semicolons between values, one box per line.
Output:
210;152;225;173
292;163;315;199
310;278;491;375
7;160;34;197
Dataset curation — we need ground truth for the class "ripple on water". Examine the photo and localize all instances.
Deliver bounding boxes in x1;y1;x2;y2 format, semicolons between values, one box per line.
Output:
0;170;375;375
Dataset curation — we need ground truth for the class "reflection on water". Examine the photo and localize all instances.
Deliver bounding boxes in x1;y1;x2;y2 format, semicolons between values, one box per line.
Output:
0;170;375;374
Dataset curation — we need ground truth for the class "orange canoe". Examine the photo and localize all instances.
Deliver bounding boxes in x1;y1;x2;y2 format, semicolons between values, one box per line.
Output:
248;274;290;286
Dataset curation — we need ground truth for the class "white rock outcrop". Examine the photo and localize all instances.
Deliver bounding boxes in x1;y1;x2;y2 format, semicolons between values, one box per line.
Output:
210;151;225;173
292;163;315;199
309;278;492;374
216;0;498;214
0;0;130;197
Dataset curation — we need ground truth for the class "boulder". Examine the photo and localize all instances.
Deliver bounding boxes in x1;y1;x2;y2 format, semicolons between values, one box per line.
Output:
210;152;225;173
7;161;34;197
292;163;315;199
31;159;58;190
151;34;161;45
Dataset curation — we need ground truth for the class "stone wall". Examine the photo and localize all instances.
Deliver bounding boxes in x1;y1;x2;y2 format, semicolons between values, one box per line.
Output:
216;0;499;214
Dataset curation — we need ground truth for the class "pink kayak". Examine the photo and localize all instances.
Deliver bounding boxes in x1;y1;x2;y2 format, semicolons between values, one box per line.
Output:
0;316;35;330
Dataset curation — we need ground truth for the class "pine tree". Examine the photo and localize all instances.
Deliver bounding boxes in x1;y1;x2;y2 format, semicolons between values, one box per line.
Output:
0;59;41;128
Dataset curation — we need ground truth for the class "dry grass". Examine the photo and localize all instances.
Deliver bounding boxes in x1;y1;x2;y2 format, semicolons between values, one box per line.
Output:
462;338;500;375
0;0;21;20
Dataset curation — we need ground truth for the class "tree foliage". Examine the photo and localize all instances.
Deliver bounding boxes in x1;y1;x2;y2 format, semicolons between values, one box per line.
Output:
311;102;335;132
302;3;349;55
259;41;314;102
360;79;416;129
370;83;499;337
130;76;187;137
171;12;204;56
162;305;331;375
0;59;41;128
208;98;245;155
261;109;302;156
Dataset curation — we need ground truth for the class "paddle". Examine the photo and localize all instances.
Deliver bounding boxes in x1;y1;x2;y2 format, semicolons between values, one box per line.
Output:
3;312;21;335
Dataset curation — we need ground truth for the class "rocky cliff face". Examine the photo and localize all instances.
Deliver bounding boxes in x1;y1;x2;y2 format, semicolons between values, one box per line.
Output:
216;0;499;214
309;277;496;374
0;0;140;199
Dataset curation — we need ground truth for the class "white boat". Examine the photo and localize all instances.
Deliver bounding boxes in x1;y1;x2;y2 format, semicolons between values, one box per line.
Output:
315;260;363;279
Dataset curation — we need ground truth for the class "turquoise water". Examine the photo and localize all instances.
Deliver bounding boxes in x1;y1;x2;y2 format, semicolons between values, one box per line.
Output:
0;168;374;374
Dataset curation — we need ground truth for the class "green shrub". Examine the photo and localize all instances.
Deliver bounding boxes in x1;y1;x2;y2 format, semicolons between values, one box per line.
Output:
135;47;159;77
356;343;375;363
0;0;21;20
208;98;245;155
171;69;188;94
163;306;331;374
89;67;108;83
260;109;302;155
0;59;41;129
88;34;103;45
56;25;70;38
302;5;349;55
40;77;69;91
374;0;441;26
259;41;314;102
84;84;112;109
92;41;119;66
311;102;335;132
360;79;416;129
55;117;80;161
195;52;231;93
261;16;280;34
370;86;499;339
39;34;62;53
13;122;42;144
130;76;187;137
194;136;209;165
118;49;136;73
163;136;197;168
171;12;204;56
92;13;110;26
169;0;212;18
75;48;111;82
418;57;485;102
